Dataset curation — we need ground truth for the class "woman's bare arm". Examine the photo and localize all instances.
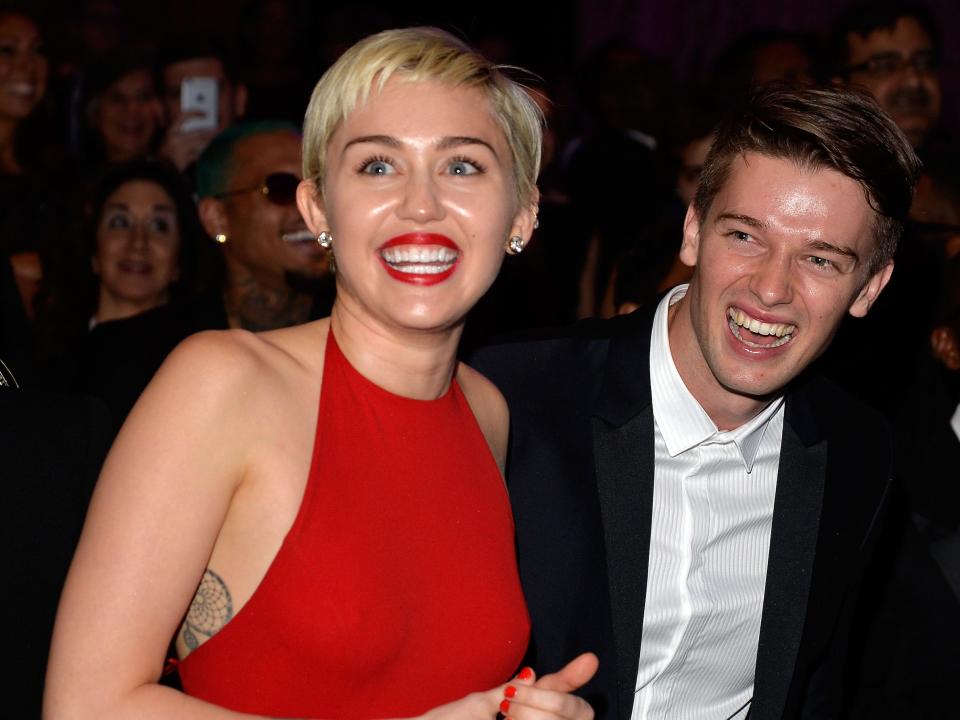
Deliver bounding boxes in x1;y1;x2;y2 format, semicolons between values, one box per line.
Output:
44;331;274;720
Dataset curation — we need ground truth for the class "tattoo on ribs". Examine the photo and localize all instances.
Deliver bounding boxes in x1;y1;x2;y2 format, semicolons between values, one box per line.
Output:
182;568;234;650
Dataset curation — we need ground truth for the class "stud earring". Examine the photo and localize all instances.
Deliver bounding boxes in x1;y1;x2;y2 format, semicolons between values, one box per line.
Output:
214;233;227;244
317;231;333;249
506;235;525;255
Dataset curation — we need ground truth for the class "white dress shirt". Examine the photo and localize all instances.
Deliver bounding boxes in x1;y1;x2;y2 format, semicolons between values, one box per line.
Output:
632;285;785;720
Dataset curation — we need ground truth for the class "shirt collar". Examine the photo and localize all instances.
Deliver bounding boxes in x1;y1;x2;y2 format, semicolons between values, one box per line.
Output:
650;285;784;472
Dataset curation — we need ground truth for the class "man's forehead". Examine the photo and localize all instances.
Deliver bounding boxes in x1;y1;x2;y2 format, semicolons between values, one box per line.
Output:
847;16;933;59
232;132;301;175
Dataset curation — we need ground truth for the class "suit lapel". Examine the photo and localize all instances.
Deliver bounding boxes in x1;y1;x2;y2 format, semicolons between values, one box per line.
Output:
592;309;657;720
751;392;827;719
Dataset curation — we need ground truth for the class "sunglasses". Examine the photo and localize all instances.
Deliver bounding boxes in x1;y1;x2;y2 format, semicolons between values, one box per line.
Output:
214;172;300;206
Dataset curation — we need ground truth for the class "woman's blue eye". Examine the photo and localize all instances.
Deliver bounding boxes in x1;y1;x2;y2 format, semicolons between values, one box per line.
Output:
449;160;479;176
362;159;395;175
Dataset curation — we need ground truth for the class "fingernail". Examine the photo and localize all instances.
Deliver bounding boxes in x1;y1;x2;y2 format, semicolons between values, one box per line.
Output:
504;685;518;699
517;667;533;680
500;700;511;714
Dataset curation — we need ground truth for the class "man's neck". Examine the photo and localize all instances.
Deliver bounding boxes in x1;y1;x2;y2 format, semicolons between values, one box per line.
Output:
223;271;312;332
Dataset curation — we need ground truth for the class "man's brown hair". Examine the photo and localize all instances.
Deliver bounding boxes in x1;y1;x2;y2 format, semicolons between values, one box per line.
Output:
693;84;921;274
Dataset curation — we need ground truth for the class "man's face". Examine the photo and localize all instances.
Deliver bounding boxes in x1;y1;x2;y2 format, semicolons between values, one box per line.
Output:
845;16;941;148
671;153;892;419
163;57;238;131
221;131;328;285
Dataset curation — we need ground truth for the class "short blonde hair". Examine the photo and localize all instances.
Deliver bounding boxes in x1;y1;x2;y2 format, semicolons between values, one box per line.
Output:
302;27;543;207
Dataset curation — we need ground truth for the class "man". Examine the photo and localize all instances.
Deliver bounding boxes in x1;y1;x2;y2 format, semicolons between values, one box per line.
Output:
160;40;248;172
473;86;919;720
196;121;332;331
829;2;942;150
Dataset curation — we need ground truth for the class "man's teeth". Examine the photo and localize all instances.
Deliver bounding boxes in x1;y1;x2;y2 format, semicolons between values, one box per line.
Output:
282;230;315;243
380;246;459;274
727;308;795;337
728;308;796;348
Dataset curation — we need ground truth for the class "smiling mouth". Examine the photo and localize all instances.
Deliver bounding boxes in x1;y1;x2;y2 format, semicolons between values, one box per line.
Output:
380;245;459;275
377;233;461;285
728;307;796;349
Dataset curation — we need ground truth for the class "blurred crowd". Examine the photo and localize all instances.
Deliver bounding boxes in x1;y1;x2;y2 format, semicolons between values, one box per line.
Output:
2;0;957;717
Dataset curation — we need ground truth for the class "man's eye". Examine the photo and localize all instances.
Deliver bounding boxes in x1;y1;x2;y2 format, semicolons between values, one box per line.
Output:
359;157;395;176
731;230;751;242
809;256;836;271
868;56;900;75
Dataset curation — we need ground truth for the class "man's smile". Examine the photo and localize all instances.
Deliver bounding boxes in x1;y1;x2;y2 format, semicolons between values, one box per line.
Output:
727;307;796;349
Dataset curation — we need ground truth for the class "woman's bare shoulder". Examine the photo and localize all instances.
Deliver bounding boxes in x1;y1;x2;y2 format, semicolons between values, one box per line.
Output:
457;363;509;474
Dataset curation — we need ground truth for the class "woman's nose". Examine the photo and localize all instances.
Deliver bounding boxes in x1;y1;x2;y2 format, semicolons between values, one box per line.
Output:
397;172;445;223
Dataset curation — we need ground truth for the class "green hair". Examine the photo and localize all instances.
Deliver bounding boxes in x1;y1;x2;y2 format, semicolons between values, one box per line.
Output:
196;120;300;199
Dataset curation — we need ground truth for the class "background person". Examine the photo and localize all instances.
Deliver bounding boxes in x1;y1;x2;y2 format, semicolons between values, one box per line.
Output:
195;120;333;331
45;27;596;719
34;157;203;425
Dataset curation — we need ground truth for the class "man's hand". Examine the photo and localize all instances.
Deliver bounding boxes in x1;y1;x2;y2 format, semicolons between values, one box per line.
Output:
159;112;218;171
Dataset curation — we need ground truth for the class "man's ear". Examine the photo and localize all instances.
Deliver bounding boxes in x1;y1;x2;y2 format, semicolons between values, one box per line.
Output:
296;179;330;234
508;187;540;252
233;83;249;119
678;203;701;268
849;261;894;318
931;326;960;371
198;197;229;240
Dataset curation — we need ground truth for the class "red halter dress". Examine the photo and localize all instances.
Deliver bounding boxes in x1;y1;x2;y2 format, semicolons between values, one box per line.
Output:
178;331;529;718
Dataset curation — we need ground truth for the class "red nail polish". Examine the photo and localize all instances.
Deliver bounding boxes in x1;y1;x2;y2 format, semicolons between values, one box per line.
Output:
505;686;517;699
517;667;533;680
500;700;511;714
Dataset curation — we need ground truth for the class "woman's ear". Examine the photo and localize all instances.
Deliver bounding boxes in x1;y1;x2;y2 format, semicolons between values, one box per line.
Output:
508;187;540;252
296;179;330;234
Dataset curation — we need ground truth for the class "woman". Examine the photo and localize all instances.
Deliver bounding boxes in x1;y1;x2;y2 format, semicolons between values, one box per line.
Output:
35;158;202;423
81;53;162;167
46;27;596;719
0;8;52;325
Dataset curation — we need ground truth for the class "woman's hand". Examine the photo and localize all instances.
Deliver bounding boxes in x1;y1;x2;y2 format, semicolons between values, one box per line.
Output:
418;653;598;720
503;654;598;720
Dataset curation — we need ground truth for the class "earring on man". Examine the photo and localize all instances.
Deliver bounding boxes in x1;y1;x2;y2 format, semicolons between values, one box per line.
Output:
507;235;525;255
317;231;333;249
214;233;228;244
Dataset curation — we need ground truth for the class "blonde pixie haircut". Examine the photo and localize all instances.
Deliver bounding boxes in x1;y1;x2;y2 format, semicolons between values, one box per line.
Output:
302;27;543;207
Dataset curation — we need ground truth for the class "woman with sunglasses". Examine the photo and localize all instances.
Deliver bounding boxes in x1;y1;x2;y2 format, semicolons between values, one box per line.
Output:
46;27;597;720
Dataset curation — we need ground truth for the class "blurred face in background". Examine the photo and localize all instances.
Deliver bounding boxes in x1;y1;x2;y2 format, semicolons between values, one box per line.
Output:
0;13;47;123
93;69;162;162
845;16;941;148
93;179;181;320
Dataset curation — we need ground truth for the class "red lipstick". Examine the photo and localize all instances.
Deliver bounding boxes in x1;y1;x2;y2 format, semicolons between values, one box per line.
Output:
377;233;461;286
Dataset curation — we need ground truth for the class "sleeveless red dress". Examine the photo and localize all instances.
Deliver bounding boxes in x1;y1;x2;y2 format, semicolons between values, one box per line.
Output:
178;331;529;718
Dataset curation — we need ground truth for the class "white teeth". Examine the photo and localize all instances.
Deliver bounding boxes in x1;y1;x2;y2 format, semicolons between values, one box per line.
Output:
282;229;315;243
727;308;797;348
380;246;458;264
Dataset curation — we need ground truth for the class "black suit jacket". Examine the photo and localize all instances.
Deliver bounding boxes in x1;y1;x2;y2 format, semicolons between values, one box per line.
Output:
472;307;890;720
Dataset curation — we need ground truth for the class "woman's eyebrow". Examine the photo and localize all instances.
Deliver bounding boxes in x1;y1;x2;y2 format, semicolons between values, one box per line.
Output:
343;134;402;150
435;136;498;158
